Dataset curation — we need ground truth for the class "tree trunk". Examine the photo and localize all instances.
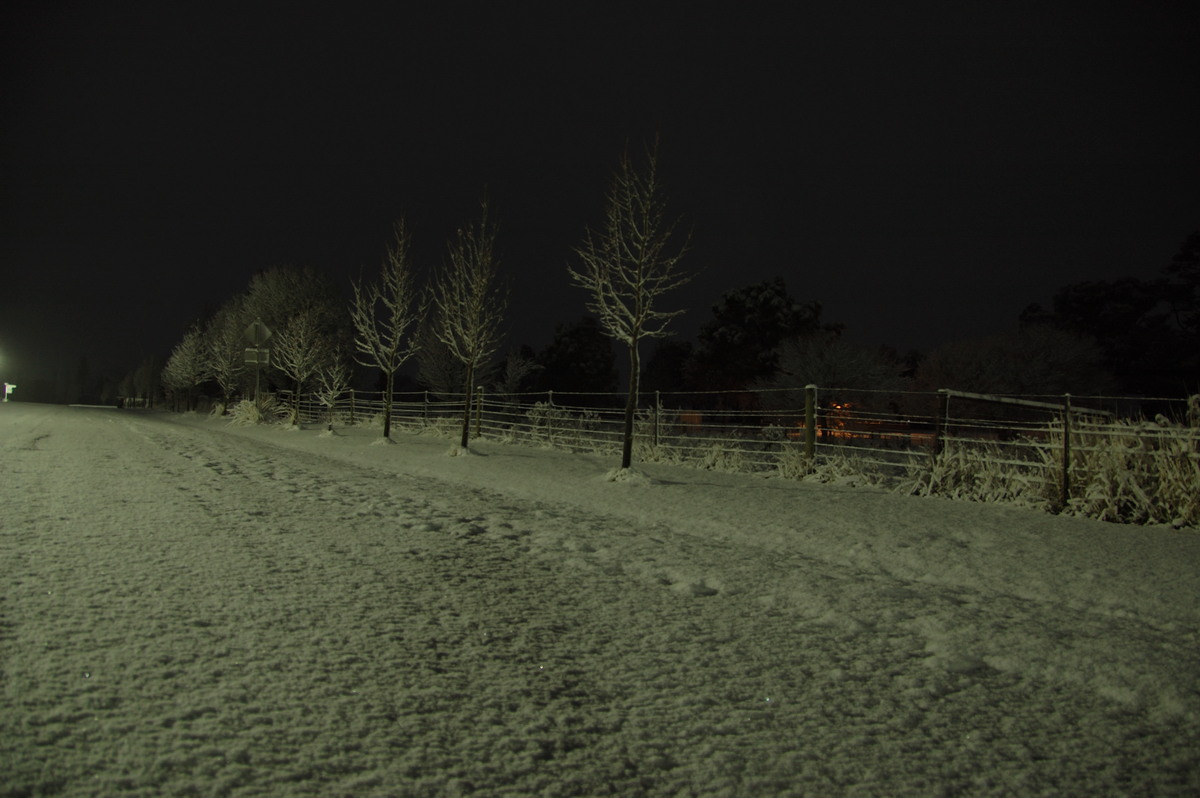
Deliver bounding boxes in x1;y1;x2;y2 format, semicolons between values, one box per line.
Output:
383;370;394;439
459;362;474;450
621;341;640;469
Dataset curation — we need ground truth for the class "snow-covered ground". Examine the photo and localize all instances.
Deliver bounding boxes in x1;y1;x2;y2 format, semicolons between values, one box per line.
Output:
2;403;1198;795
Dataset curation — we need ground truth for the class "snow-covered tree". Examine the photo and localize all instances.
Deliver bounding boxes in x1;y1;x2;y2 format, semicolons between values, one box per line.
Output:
205;296;248;412
241;265;345;390
416;323;466;400
273;309;328;424
568;142;691;469
493;348;540;401
242;266;341;335
350;217;426;440
314;340;351;432
430;201;507;450
162;324;209;411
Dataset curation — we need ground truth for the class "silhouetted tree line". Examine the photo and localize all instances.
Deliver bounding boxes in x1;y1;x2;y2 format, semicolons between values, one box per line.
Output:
146;136;1196;443
1019;230;1199;398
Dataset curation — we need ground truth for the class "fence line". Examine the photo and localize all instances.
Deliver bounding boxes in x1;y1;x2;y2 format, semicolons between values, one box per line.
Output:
257;386;1198;526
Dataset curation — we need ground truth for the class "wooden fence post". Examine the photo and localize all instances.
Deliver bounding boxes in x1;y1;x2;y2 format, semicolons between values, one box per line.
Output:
474;386;484;438
653;390;661;450
804;384;817;461
1060;393;1072;511
348;389;355;426
934;389;950;457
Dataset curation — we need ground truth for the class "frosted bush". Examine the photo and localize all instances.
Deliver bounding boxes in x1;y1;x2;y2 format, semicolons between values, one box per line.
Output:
1062;420;1200;527
903;416;1200;527
226;396;290;426
698;442;744;473
525;402;565;446
906;443;1051;510
634;407;681;463
805;454;886;488
421;415;461;438
524;402;607;451
774;442;812;480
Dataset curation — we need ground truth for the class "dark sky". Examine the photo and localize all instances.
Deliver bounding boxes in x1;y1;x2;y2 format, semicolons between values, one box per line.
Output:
2;2;1198;386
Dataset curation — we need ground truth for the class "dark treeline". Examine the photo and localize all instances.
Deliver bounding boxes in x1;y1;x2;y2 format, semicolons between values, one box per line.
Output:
106;226;1198;414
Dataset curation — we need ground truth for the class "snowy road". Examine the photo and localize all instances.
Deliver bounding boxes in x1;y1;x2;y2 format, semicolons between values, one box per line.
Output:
2;404;1198;795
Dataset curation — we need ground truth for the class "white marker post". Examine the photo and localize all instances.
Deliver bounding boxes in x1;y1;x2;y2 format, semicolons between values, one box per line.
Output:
3;383;14;402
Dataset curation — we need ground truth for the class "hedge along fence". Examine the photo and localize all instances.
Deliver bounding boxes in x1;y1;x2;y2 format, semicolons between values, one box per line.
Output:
268;387;1200;528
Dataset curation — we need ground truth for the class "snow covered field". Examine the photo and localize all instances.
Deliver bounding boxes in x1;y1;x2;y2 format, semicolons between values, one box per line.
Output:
2;403;1198;796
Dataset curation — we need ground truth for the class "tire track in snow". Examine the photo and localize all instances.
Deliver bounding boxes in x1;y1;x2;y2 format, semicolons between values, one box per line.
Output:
128;414;1200;781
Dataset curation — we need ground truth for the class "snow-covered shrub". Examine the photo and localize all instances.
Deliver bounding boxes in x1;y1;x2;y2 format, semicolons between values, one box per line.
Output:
906;443;1051;509
804;454;886;487
524;401;562;446
420;415;461;438
524;402;606;451
1061;419;1199;527
904;415;1199;527
226;396;290;426
634;407;683;463
698;442;745;473
774;441;812;480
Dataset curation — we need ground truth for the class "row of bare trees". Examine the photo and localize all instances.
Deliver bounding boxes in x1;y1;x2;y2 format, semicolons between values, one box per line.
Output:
161;143;693;469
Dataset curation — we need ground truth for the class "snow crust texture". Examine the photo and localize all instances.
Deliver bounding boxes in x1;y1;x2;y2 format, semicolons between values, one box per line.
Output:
2;404;1198;795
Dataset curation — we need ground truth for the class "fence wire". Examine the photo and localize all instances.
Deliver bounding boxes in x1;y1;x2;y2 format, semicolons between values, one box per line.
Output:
263;385;1198;526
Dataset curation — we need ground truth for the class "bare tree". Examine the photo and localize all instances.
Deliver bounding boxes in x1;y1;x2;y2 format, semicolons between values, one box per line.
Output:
162;323;210;411
134;356;163;408
314;340;352;432
431;201;507;450
416;323;466;400
569;143;692;469
205;296;247;413
273;309;327;425
755;332;909;413
350;217;425;440
494;349;540;401
241;265;345;391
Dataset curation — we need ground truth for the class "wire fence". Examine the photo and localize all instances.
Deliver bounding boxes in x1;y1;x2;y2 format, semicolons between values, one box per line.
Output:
269;386;1199;523
276;381;1185;460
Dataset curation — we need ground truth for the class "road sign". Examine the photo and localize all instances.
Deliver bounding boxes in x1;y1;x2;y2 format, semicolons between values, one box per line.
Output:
244;348;270;366
245;320;273;346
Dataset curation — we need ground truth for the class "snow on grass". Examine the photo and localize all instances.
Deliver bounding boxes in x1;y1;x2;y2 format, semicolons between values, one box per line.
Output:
2;403;1198;795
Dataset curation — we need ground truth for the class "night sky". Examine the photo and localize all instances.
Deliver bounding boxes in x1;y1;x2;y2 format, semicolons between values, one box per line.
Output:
2;2;1197;389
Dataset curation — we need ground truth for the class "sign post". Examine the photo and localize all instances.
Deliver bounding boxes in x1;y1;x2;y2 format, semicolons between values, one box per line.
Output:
244;320;273;402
